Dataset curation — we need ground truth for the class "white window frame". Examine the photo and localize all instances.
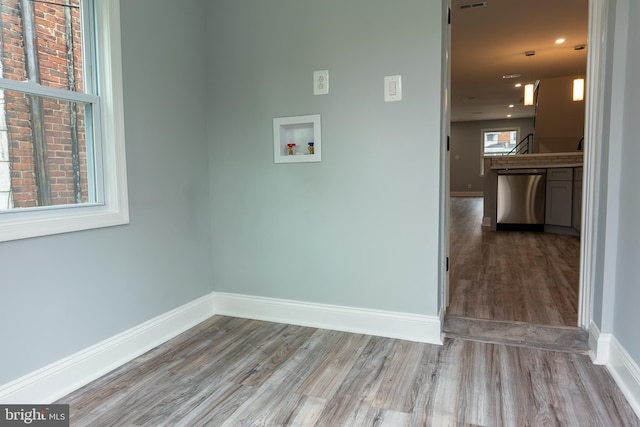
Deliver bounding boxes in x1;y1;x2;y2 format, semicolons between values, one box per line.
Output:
0;0;128;243
479;127;520;175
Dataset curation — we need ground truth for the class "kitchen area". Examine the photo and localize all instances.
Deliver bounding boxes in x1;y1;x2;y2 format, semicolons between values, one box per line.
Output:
478;74;586;236
483;152;583;235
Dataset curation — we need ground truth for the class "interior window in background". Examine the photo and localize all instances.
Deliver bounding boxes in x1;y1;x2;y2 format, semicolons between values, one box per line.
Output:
483;129;519;156
480;128;519;176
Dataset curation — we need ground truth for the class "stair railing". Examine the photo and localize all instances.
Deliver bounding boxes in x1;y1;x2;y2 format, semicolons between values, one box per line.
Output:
506;133;534;155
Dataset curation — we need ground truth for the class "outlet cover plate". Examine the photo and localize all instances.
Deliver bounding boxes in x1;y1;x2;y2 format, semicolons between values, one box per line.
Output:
313;70;329;95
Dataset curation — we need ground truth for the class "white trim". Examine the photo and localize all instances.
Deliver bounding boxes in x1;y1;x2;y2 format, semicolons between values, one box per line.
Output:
481;216;491;227
273;114;322;163
212;292;443;345
0;292;443;404
0;293;215;404
0;0;129;242
607;336;640;419
440;0;452;327
588;320;611;365
0;78;99;103
439;306;446;344
578;0;609;329
450;191;483;197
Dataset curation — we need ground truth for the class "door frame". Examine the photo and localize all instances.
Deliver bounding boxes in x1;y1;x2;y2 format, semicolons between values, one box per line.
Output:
578;0;609;330
439;0;611;331
440;0;452;318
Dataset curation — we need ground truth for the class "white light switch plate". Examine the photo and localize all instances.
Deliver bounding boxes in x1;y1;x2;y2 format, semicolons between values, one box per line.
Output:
384;75;402;102
313;70;329;95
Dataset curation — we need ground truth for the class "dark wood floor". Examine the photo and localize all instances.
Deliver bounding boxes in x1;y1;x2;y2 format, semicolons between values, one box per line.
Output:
59;315;639;426
447;197;581;327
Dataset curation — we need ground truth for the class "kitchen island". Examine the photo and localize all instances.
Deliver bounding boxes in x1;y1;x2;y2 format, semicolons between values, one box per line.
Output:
483;152;583;234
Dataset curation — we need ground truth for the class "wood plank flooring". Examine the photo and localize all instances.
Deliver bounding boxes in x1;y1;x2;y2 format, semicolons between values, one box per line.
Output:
444;315;589;354
447;197;580;326
58;315;639;426
56;198;635;425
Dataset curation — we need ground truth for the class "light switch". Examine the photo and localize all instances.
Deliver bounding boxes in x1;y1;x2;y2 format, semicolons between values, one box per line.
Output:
384;75;402;102
313;70;329;95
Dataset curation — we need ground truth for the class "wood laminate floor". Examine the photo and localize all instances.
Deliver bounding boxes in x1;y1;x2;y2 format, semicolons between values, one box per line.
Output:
447;197;581;327
59;315;639;426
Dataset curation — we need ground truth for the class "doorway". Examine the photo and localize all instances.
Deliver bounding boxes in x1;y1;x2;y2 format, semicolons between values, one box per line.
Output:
444;0;595;334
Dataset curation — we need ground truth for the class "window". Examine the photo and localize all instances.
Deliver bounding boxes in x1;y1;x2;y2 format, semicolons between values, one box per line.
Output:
479;128;519;176
482;129;519;156
0;0;127;242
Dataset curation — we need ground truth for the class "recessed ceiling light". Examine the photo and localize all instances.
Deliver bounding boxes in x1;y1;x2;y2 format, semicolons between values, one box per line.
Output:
515;83;522;88
556;38;566;44
502;74;521;79
509;104;514;108
507;114;512;118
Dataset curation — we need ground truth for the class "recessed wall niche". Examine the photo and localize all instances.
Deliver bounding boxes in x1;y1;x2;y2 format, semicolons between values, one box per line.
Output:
273;114;321;164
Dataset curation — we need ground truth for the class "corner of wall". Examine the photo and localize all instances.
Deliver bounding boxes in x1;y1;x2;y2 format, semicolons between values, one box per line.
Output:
589;321;640;419
0;294;216;404
212;292;443;345
589;320;610;364
607;337;640;419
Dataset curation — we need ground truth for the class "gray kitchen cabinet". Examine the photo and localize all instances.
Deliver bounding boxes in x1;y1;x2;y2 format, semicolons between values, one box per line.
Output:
545;168;573;227
573;167;583;232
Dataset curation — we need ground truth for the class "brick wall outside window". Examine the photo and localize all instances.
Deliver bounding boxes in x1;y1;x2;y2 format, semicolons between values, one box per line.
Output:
0;0;88;208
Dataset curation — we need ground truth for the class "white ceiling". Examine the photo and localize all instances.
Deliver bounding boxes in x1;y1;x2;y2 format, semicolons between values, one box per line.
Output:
451;0;589;122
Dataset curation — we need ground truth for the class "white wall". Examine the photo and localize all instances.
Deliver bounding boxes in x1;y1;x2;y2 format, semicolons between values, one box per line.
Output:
205;0;444;315
0;0;213;385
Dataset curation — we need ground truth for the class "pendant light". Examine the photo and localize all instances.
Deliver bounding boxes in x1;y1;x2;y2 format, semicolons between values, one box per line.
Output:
523;51;535;106
573;78;585;101
524;83;535;106
573;45;586;102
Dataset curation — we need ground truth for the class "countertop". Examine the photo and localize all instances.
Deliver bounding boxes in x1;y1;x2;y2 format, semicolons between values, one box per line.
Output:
487;152;584;170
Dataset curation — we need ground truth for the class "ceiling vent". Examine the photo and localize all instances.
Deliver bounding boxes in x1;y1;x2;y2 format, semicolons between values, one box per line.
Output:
459;1;487;10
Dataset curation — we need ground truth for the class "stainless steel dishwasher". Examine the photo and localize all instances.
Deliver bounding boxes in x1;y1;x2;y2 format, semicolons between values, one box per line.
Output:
497;169;546;231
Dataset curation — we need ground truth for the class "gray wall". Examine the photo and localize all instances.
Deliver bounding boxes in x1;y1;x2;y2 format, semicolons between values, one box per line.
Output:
450;118;535;193
3;0;640;392
0;0;213;385
205;0;444;315
591;0;630;348
613;0;640;363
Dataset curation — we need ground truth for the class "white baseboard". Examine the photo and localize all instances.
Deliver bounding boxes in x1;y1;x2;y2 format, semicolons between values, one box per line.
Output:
588;322;640;419
0;293;216;404
439;306;445;344
607;336;640;419
450;191;484;198
212;292;442;345
589;321;611;365
0;291;443;404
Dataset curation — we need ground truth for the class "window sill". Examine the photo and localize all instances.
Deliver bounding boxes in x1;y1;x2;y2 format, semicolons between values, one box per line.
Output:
0;203;129;242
